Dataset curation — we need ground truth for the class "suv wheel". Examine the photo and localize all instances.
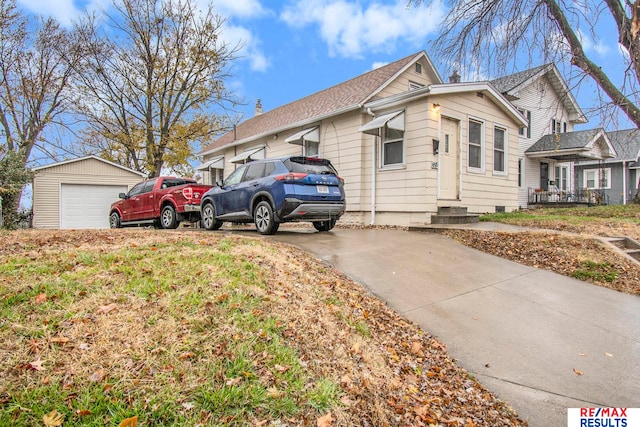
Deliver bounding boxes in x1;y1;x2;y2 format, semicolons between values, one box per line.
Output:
109;212;121;229
160;205;179;229
254;201;279;235
201;202;222;230
313;219;336;232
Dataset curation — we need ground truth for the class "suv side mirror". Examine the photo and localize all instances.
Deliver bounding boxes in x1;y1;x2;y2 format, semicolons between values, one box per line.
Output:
216;180;223;187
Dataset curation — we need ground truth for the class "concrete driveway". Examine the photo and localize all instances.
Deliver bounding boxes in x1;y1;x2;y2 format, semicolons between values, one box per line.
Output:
266;227;640;427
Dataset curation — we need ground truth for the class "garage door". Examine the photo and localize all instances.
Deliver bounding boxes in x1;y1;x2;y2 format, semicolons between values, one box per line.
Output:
60;184;128;229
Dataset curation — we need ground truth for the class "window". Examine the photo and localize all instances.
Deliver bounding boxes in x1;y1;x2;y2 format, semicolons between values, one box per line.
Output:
128;181;146;197
555;166;568;190
551;119;562;134
415;63;422;74
493;126;506;173
468;119;483;170
382;123;404;167
305;140;319;157
583;168;611;189
224;166;246;186
517;109;531;138
244;163;266;181
141;179;157;193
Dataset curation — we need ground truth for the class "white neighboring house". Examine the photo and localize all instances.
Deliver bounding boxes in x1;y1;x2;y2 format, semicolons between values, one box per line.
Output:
491;64;616;207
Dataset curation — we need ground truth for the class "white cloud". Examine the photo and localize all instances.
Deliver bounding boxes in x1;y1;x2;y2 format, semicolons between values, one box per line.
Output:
577;29;610;56
371;61;388;70
223;24;270;72
18;0;109;27
280;0;447;58
201;0;267;19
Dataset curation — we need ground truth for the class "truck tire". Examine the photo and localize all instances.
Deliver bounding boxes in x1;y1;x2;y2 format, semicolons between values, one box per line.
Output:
109;212;121;229
254;201;279;235
160;205;179;229
201;201;222;230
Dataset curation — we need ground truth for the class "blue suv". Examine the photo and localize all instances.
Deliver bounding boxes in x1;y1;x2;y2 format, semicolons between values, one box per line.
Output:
200;156;346;234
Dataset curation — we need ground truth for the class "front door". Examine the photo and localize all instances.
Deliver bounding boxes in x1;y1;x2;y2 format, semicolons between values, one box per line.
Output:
439;117;460;199
540;162;549;190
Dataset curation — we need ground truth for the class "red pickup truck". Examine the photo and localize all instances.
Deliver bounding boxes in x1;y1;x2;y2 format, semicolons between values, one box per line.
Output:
109;177;212;229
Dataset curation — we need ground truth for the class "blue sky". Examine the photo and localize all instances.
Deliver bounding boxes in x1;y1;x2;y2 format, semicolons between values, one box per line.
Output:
16;0;631;132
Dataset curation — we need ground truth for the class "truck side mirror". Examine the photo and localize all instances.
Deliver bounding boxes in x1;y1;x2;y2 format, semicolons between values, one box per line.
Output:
118;192;127;199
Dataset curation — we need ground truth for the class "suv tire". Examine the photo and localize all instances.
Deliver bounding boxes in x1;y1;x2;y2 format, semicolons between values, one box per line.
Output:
201;201;222;230
313;219;336;232
254;201;279;235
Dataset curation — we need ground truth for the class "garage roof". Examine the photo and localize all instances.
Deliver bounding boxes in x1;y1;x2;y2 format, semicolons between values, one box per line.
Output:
32;155;146;176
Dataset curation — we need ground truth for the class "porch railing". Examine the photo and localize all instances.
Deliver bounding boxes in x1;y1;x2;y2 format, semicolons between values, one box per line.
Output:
528;188;608;205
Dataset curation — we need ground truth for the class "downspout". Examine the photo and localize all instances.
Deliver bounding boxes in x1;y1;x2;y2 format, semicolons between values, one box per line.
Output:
623;160;627;204
367;108;376;225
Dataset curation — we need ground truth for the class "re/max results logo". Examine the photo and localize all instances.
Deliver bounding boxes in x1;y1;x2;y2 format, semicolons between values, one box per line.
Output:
568;408;640;427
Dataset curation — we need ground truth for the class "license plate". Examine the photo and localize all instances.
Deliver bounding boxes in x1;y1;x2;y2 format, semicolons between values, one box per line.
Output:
316;185;329;194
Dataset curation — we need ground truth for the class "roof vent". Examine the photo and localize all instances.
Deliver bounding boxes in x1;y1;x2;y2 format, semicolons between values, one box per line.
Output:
255;99;263;116
449;70;461;83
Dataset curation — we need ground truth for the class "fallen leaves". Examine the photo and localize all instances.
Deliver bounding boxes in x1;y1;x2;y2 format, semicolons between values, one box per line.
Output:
42;410;64;427
317;412;333;427
96;303;118;315
573;368;584;376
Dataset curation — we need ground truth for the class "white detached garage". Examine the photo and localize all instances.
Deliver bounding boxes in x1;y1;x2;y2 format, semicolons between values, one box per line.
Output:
32;156;146;229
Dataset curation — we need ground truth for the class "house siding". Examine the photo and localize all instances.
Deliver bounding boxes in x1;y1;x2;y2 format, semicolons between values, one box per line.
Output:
32;158;144;229
575;162;629;205
508;75;576;207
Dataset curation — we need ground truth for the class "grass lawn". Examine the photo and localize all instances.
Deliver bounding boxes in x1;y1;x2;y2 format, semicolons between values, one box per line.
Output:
0;230;525;426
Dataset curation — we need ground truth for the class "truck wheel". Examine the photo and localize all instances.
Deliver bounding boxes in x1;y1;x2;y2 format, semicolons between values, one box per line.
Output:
160;205;179;229
201;202;222;230
109;212;121;229
254;201;279;235
313;219;336;232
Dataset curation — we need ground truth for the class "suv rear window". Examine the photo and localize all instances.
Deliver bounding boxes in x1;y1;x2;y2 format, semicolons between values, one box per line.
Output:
284;157;337;175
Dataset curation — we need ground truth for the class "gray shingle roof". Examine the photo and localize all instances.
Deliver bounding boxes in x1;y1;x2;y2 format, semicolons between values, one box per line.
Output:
525;128;604;153
605;129;640;162
201;52;423;154
490;64;549;94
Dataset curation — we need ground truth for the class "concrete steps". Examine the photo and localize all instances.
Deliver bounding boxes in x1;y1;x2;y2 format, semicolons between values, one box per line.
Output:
430;207;479;225
601;236;640;264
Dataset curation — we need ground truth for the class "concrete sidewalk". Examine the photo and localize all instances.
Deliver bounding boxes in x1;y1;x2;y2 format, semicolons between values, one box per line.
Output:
270;227;640;427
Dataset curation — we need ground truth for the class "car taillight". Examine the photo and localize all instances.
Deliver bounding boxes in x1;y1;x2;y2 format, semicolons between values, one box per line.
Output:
274;173;308;181
182;187;193;200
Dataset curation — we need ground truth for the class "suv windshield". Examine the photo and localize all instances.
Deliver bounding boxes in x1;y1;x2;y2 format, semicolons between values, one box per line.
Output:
284;157;337;175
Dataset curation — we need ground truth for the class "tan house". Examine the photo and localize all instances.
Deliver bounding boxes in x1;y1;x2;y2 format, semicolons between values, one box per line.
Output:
32;156;145;229
198;51;528;226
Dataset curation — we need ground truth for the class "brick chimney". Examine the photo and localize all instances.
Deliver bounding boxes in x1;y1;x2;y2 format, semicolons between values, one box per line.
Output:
449;70;461;83
255;99;263;116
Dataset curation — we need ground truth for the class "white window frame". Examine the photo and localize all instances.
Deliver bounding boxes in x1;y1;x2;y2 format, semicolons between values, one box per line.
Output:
517;108;531;138
304;140;319;157
380;122;405;169
467;117;485;172
493;125;507;175
583;168;611;189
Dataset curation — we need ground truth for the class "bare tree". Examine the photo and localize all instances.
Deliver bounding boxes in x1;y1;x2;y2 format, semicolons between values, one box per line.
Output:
0;0;85;223
75;0;239;178
409;0;640;201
